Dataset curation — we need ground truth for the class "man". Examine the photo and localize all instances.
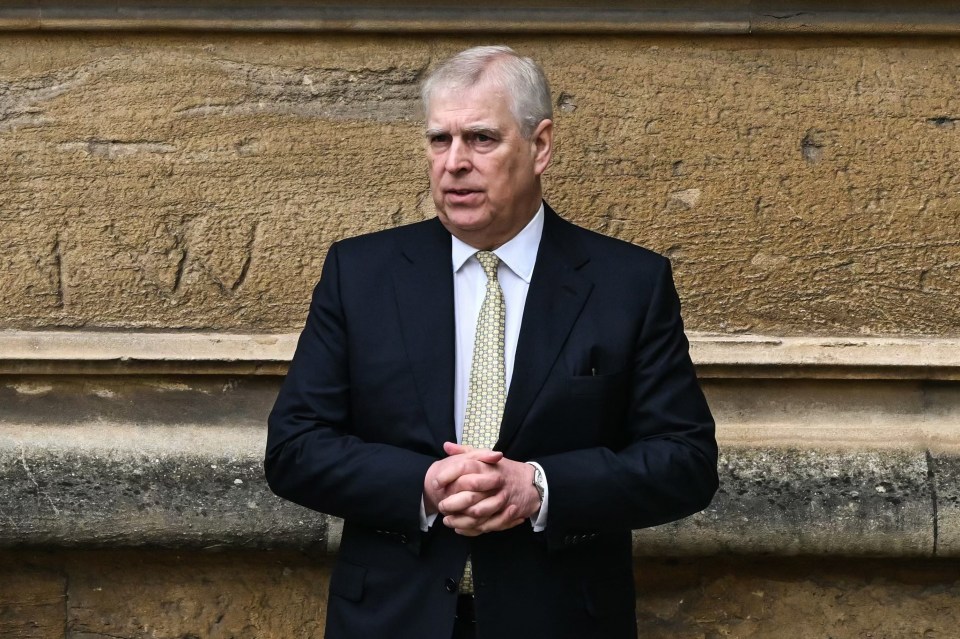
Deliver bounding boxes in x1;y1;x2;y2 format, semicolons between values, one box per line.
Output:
265;45;718;639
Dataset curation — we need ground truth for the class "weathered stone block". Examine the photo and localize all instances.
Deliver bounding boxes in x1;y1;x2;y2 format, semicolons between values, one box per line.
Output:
0;564;65;639
1;550;330;639
0;34;958;335
634;556;960;638
65;550;329;639
931;453;960;557
0;445;328;550
635;447;935;556
5;551;960;639
0;416;944;557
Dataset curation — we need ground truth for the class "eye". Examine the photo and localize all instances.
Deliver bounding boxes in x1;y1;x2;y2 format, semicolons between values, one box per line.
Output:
428;134;451;150
471;132;497;148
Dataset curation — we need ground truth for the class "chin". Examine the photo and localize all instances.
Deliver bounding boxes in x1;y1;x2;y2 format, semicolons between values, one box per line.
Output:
438;208;491;232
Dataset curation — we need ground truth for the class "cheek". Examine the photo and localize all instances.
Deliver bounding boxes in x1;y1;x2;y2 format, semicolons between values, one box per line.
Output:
427;164;443;187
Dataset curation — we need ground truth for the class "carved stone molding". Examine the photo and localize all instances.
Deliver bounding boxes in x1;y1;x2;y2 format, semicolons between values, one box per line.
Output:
1;1;959;34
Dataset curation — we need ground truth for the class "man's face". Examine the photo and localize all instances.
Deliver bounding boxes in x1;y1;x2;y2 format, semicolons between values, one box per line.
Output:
425;79;552;249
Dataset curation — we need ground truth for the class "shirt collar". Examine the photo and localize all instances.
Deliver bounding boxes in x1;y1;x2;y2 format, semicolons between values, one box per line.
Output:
451;202;544;284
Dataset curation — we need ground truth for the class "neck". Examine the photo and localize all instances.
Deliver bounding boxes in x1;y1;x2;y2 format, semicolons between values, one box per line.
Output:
453;194;542;251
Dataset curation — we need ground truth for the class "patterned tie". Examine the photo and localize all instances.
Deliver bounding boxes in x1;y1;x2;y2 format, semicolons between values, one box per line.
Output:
462;251;507;451
460;251;506;593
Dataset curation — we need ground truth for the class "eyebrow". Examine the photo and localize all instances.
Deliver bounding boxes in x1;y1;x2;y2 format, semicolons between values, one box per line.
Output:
463;125;500;137
424;124;502;138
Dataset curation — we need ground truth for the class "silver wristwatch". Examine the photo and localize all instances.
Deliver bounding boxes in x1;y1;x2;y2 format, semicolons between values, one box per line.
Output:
530;464;546;505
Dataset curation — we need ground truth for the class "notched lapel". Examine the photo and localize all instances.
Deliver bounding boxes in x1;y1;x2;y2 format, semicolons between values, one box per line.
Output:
497;210;593;451
392;221;457;452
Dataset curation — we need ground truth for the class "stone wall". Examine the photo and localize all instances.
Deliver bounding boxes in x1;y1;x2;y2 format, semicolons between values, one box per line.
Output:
4;551;960;638
2;27;960;639
2;33;958;335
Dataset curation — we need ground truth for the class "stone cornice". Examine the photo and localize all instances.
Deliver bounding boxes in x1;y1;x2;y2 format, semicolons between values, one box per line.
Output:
1;2;959;35
1;439;955;557
1;330;959;379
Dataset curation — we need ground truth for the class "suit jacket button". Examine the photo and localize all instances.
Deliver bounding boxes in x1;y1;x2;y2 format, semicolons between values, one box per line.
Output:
444;578;457;593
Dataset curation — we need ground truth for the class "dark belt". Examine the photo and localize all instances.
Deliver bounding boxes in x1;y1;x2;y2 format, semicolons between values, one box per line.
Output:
456;593;477;624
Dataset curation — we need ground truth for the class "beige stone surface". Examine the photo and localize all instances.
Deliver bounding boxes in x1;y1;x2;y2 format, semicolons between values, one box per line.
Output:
635;556;960;638
0;550;330;639
68;551;328;639
0;564;65;639
3;551;960;638
5;330;960;376
0;34;958;334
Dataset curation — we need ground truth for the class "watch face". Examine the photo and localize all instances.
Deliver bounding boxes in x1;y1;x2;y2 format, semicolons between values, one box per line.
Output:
533;468;545;500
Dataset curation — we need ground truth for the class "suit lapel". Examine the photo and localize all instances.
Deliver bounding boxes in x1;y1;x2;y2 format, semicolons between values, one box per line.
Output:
392;219;457;451
497;207;593;451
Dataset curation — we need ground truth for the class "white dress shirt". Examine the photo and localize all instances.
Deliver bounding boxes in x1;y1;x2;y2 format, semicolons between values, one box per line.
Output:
421;203;550;532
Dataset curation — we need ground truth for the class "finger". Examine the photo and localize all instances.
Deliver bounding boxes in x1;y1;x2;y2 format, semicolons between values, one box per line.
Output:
433;458;477;487
447;472;504;494
469;449;503;464
434;450;505;487
463;492;508;519
453;514;525;536
438;490;486;514
443;442;503;464
443;442;472;455
443;504;517;532
442;513;488;530
471;509;526;534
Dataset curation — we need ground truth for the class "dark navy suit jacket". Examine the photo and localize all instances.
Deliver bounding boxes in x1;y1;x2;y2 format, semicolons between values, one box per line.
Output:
265;204;718;639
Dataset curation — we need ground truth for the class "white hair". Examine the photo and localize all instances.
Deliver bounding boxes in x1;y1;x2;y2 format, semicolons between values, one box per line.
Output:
421;45;553;138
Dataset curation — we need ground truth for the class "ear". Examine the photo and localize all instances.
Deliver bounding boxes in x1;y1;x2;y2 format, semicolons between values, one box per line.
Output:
531;119;554;176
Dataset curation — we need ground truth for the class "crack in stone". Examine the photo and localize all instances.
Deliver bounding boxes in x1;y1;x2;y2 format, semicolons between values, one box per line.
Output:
172;246;189;294
19;446;60;516
230;221;258;292
52;234;65;308
764;12;810;20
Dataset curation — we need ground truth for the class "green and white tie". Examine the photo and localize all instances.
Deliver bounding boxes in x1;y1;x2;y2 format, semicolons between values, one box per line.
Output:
460;251;506;593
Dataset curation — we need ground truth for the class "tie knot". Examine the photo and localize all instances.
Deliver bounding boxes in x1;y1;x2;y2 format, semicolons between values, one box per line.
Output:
475;251;500;281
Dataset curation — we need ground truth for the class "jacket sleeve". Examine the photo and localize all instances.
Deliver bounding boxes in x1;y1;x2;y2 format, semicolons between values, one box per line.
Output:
264;242;435;544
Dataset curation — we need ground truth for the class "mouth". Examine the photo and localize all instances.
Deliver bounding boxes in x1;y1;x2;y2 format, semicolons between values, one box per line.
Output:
443;188;483;205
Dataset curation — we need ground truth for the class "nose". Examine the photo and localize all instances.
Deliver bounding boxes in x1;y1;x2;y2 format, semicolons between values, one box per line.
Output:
444;137;471;174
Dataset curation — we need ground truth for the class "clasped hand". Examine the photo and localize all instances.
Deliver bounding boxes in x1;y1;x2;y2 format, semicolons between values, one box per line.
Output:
423;442;540;537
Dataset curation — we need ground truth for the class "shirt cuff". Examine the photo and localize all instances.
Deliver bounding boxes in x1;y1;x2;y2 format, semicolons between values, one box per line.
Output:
419;496;439;532
527;461;549;532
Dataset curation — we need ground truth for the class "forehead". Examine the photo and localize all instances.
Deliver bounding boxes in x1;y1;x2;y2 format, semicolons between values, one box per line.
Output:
425;81;518;131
